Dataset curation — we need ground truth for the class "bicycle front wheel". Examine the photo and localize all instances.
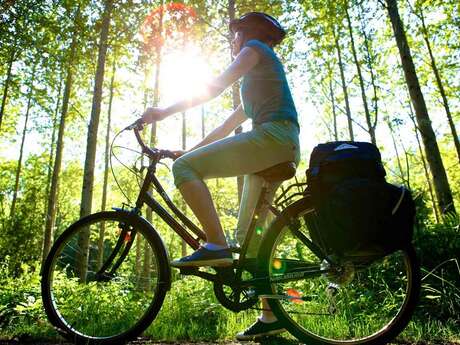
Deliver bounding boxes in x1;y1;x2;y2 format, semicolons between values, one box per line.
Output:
258;197;420;345
41;211;170;345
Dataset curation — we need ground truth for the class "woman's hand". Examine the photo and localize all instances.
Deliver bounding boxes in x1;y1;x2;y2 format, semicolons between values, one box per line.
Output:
142;107;168;123
171;150;187;160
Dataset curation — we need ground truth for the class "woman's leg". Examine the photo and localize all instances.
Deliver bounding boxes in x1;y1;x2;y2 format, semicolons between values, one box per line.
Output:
234;122;300;337
178;179;227;246
261;298;277;322
236;175;282;321
235;174;264;248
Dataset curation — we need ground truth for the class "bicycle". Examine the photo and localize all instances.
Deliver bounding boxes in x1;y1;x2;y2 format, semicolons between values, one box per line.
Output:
41;119;420;345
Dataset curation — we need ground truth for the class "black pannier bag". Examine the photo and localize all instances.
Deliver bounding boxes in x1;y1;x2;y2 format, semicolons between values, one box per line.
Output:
305;141;415;256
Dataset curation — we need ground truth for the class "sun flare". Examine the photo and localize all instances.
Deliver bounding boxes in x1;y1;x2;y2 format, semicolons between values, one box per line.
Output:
160;46;213;104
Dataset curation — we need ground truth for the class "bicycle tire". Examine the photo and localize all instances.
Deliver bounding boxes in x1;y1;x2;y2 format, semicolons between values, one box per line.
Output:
41;210;171;345
257;197;420;345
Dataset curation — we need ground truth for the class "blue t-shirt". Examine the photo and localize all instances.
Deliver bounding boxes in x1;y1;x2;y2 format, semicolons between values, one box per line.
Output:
240;39;299;128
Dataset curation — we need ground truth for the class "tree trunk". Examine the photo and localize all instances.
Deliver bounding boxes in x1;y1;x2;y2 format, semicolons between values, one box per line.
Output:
345;2;375;144
358;0;379;139
97;56;116;269
329;75;338;141
45;79;62;202
228;0;243;201
181;111;187;257
143;3;163;283
0;48;15;130
386;0;455;214
10;66;36;219
78;0;113;281
142;241;151;291
42;10;80;264
42;77;62;260
138;67;150;284
408;100;440;223
135;235;142;287
332;26;354;141
418;6;460;164
387;118;406;184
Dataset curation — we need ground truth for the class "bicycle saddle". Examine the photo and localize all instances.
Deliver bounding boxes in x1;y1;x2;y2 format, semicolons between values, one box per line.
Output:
255;161;296;182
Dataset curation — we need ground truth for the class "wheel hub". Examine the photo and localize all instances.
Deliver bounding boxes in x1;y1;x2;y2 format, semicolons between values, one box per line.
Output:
321;259;355;285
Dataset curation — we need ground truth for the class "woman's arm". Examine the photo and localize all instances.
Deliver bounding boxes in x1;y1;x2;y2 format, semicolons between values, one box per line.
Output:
143;47;259;122
189;104;247;151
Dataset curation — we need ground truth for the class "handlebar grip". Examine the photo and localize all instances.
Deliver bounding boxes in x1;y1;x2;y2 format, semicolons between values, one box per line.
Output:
125;118;145;131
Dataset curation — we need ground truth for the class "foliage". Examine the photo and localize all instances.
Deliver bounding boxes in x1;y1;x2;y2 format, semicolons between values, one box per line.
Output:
414;215;460;322
0;258;53;338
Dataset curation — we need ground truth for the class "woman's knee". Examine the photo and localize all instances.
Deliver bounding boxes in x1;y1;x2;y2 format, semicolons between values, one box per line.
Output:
172;157;200;187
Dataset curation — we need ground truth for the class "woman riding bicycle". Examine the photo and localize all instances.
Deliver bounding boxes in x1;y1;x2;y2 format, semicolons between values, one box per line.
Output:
142;12;300;339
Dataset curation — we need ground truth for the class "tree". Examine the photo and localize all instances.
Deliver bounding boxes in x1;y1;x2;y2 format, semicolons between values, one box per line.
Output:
42;5;82;263
357;1;379;144
344;0;374;144
10;65;36;219
333;25;354;141
328;74;339;141
0;48;17;131
0;0;50;133
412;0;460;164
78;0;113;281
96;54;116;269
385;0;456;214
407;98;440;222
181;111;187;257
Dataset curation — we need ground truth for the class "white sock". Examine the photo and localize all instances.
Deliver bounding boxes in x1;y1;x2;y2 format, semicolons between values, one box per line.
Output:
203;242;227;251
259;314;278;324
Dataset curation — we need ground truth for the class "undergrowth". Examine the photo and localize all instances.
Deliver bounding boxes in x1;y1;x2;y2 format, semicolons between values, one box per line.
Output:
0;218;458;343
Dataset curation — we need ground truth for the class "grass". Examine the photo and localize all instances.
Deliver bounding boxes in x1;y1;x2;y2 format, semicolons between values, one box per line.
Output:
2;271;458;344
1;218;459;345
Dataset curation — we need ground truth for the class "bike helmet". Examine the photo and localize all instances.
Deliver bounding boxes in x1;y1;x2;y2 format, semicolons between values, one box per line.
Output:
229;12;286;46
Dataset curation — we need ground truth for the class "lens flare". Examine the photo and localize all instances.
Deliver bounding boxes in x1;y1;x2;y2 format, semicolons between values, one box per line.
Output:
286;288;303;304
273;258;282;270
140;3;198;56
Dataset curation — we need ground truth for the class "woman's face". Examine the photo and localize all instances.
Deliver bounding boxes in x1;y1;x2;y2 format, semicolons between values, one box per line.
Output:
231;31;243;57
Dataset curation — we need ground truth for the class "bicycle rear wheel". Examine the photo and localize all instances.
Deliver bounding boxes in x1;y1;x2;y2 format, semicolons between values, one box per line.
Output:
41;211;170;345
258;197;420;345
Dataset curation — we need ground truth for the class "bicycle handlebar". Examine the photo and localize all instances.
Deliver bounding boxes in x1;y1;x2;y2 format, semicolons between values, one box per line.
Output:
125;119;177;162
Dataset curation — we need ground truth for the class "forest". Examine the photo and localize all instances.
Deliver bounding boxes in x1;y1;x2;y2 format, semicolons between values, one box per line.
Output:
0;0;459;343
